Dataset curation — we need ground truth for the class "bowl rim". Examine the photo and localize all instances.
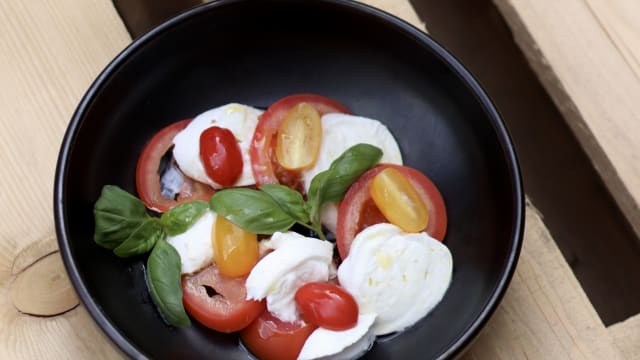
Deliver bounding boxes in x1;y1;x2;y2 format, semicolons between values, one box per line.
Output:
53;0;524;358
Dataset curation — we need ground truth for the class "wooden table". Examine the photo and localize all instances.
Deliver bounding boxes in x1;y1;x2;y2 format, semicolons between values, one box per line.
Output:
0;0;637;358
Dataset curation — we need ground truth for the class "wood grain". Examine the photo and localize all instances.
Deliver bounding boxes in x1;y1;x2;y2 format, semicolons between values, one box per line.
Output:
493;0;640;240
0;0;635;358
0;0;129;358
463;205;622;359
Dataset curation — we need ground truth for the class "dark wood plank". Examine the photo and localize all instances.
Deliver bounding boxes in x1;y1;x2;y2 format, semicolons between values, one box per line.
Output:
410;0;640;326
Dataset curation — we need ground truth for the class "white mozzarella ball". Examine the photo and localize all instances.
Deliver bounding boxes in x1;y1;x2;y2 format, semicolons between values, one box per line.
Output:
337;223;453;335
166;211;216;274
172;103;262;188
302;113;403;233
297;313;377;360
245;232;334;322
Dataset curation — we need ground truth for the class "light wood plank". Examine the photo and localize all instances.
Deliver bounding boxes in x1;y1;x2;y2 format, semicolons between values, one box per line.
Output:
493;0;640;239
0;0;628;358
609;313;640;360
0;0;130;358
463;205;622;359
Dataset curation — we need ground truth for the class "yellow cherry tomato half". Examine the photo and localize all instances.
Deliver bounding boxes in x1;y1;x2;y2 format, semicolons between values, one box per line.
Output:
212;216;259;277
369;167;429;233
276;102;322;170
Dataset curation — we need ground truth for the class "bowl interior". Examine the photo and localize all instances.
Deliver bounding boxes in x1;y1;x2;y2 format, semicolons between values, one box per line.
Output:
56;1;522;359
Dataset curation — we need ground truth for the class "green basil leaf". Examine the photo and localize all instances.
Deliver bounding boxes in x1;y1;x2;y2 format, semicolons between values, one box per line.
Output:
260;184;309;224
113;218;163;258
146;239;190;327
307;144;382;223
306;170;333;224
209;188;296;234
321;143;383;202
94;185;150;250
160;201;208;236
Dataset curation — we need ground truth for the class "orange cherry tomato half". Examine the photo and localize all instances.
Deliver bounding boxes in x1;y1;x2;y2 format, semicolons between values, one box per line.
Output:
250;94;350;188
336;164;447;259
199;126;243;187
295;282;358;331
241;310;316;360
136;119;214;212
182;264;265;333
276;102;323;171
212;216;259;277
370;167;429;233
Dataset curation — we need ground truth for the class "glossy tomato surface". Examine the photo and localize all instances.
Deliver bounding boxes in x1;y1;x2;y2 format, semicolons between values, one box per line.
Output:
337;164;448;259
295;282;358;330
182;264;265;333
55;0;523;359
240;310;316;360
250;93;350;188
136;119;214;212
199;126;243;186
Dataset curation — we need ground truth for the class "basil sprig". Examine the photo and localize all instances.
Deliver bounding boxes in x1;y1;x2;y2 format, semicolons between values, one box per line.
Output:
160;200;208;236
147;239;190;327
93;186;206;327
210;143;382;239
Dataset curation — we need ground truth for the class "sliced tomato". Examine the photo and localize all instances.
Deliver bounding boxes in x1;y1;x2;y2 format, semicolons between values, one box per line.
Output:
249;94;350;188
182;264;265;333
136;119;214;212
336;164;447;259
199;126;243;187
240;310;316;360
295;282;358;331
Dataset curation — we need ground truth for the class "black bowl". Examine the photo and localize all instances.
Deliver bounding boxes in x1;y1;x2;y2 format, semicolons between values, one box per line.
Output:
54;0;523;359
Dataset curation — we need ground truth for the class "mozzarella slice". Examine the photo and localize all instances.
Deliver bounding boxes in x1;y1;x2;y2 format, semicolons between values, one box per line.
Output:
297;313;377;360
302;113;403;233
166;210;216;274
337;223;453;335
172;103;262;188
245;232;334;322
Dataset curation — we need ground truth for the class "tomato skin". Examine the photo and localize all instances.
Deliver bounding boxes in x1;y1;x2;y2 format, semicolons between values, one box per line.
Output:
199;126;243;187
136;119;214;212
212;216;259;277
295;282;358;331
336;164;447;259
182;264;265;333
241;310;316;360
249;94;351;187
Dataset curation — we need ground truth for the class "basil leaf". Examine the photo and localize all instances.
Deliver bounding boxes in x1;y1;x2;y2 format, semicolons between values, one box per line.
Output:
209;188;296;234
321;143;383;202
146;240;190;327
307;144;382;223
94;185;150;250
260;184;309;224
113;218;163;258
307;170;332;224
160;201;208;236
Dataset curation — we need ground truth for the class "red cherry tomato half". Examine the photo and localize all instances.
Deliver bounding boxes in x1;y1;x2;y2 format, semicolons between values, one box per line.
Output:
249;94;351;188
336;164;447;259
182;264;265;333
136;119;214;212
199;126;243;187
295;282;358;331
240;310;317;360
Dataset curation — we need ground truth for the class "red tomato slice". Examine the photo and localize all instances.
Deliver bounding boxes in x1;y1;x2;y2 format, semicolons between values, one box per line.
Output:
136;119;214;212
249;94;351;188
182;264;265;333
336;164;447;259
199;126;243;187
240;310;317;360
295;282;358;331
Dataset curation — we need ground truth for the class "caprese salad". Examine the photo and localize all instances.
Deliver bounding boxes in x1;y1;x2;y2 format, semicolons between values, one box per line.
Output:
93;94;453;360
